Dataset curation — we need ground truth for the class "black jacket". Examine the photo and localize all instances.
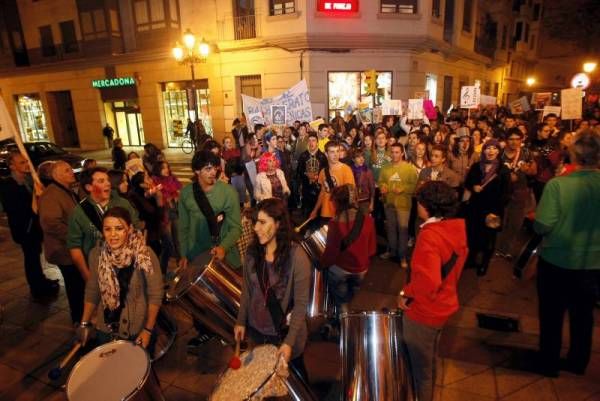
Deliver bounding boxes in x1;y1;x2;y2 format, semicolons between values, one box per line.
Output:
296;149;328;186
0;175;43;244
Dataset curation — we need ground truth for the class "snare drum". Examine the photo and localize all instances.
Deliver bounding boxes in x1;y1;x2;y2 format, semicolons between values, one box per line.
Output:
210;345;316;401
301;225;334;318
66;340;164;401
165;253;242;343
300;225;328;266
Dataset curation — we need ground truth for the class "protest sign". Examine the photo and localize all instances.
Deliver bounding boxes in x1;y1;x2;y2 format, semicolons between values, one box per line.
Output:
510;96;530;114
242;80;313;127
480;95;497;106
561;88;582;120
414;91;429;99
0;95;17;141
423;100;437;120
460;86;481;109
309;118;325;131
407;99;424;120
271;105;287;125
373;106;383;123
531;92;552;110
542;106;562;119
382;99;402;116
125;158;145;178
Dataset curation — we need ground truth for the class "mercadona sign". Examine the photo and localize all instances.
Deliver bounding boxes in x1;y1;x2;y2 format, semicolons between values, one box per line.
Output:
92;77;136;88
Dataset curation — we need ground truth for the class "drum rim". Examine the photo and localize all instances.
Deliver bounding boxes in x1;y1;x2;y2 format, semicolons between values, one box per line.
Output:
66;340;151;401
340;310;403;319
165;264;207;302
209;344;281;401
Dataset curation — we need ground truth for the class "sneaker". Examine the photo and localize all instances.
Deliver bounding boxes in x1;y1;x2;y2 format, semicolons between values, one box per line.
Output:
379;252;392;260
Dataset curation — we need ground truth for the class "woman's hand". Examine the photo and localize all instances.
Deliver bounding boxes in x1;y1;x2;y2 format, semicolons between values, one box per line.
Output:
135;329;151;348
473;185;483;193
234;325;245;342
278;343;292;363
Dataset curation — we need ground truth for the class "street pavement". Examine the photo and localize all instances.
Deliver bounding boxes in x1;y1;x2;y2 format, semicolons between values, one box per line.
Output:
0;151;599;400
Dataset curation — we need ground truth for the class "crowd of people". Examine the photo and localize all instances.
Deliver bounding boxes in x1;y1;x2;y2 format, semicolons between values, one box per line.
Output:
0;103;598;401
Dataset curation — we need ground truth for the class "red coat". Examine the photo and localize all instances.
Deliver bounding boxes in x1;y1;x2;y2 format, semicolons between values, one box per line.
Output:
320;214;376;273
403;218;468;327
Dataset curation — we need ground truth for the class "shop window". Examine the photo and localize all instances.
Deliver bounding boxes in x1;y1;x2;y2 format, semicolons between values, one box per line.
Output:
39;25;56;57
162;81;212;148
59;20;79;53
270;0;295;15
432;0;441;18
15;94;48;142
380;0;418;14
462;0;473;32
328;71;392;121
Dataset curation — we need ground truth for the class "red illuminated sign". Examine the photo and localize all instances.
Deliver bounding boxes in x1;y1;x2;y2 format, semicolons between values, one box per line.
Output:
317;0;359;12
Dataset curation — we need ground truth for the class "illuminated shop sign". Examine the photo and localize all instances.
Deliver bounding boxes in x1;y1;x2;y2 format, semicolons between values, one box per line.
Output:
92;77;136;88
317;0;359;12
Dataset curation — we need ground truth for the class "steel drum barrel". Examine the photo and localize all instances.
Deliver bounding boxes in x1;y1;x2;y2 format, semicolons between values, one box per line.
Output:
340;311;416;401
301;225;335;318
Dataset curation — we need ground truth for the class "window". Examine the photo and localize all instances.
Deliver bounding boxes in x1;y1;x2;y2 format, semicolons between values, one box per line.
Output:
524;23;529;43
270;0;295;15
432;0;441;18
380;0;418;14
425;74;438;106
39;25;56;57
462;0;473;32
532;3;540;21
514;21;523;41
328;71;392;121
15;94;48;142
59;20;78;53
501;24;507;49
134;0;175;31
80;9;107;40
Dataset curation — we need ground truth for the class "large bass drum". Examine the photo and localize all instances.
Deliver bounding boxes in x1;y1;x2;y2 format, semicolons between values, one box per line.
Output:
300;225;334;318
165;253;242;344
340;311;416;401
66;340;164;401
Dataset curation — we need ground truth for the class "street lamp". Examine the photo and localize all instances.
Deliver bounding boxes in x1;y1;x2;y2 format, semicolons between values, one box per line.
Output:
526;77;536;87
583;62;597;74
172;29;210;121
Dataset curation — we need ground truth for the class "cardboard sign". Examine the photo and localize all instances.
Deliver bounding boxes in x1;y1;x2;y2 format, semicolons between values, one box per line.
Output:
460;86;481;109
0;95;17;141
407;99;424;120
480;95;497;106
542;106;562;119
561;88;582;120
382;99;402;116
510;96;531;114
531;92;552;110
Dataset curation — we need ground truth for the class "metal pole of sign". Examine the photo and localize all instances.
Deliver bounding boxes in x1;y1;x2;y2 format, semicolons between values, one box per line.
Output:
190;61;197;122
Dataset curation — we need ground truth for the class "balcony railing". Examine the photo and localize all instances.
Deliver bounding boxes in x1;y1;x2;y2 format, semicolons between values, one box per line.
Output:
217;14;261;41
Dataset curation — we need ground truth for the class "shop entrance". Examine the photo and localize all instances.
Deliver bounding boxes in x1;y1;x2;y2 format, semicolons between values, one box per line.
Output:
105;100;144;146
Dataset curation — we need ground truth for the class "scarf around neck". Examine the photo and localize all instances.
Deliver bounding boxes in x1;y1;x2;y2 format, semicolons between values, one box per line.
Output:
98;229;153;311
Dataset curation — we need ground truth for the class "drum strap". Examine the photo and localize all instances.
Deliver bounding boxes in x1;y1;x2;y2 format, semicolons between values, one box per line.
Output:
324;167;335;192
255;261;288;340
80;199;104;233
192;182;221;245
441;252;458;281
340;210;365;252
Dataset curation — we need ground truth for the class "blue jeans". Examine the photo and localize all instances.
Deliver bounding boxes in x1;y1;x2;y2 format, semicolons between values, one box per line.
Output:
402;314;442;401
327;265;366;315
384;205;410;259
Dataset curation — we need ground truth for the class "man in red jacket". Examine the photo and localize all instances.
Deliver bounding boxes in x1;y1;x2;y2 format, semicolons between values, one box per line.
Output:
398;181;468;401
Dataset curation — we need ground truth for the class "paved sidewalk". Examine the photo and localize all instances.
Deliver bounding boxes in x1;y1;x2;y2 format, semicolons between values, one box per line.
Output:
0;214;598;400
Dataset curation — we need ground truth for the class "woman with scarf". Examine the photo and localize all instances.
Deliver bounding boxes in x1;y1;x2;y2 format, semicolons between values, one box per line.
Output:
463;139;510;276
77;206;163;350
351;148;375;214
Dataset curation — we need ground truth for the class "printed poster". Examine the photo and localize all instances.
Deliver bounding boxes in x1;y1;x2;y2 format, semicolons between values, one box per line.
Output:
531;92;552;110
561;88;582;120
407;99;424;120
460;86;481;109
382;99;402;116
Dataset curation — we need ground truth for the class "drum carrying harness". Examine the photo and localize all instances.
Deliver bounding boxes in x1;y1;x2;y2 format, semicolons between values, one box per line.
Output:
192;182;224;246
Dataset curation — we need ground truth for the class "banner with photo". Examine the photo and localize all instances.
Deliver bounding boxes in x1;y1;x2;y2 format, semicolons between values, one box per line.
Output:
242;80;313;129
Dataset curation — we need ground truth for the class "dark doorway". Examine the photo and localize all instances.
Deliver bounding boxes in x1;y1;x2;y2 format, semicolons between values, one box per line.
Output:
443;76;454;112
46;91;79;147
443;0;455;43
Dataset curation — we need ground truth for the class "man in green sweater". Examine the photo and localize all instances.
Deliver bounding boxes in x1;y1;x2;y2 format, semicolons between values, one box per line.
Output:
534;130;600;377
67;167;139;282
378;143;418;268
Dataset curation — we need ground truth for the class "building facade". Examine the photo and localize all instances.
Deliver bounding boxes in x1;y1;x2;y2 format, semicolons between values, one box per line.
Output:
0;0;541;150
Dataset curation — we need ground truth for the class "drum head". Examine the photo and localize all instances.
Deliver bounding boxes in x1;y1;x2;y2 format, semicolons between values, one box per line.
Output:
210;344;286;401
66;341;149;401
165;252;212;301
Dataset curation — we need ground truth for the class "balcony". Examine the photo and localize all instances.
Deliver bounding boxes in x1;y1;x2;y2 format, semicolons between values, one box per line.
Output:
217;14;261;41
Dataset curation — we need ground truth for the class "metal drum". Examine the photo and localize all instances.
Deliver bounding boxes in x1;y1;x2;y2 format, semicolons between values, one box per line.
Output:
165;253;242;344
340;311;416;401
209;344;317;401
514;234;542;280
301;225;334;318
151;309;177;362
66;340;164;401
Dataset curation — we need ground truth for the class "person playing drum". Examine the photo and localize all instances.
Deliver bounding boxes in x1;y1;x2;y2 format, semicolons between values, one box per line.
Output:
77;206;164;350
234;198;311;380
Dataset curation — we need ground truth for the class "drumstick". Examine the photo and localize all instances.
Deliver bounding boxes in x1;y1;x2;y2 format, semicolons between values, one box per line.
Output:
294;217;313;233
48;341;82;380
228;338;242;370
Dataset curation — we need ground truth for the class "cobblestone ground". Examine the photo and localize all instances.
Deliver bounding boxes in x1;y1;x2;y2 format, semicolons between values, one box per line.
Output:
0;210;599;400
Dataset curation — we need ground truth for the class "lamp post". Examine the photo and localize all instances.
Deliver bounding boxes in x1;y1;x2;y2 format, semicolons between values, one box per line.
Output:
172;29;210;121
